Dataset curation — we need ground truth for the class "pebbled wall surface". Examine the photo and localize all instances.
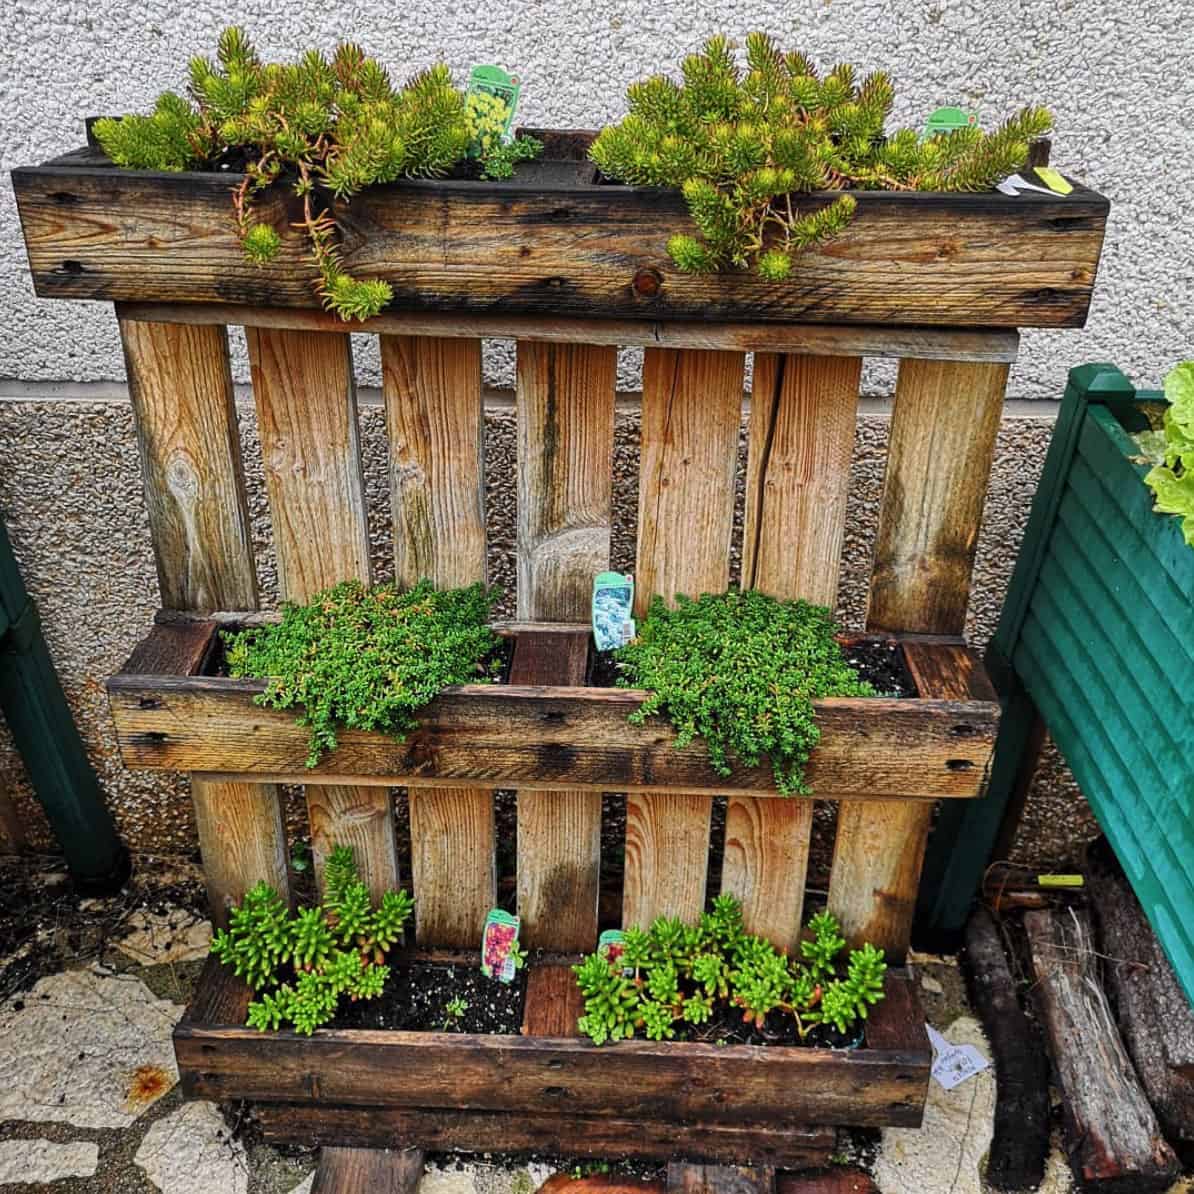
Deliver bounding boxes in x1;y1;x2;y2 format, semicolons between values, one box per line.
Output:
1;0;1192;392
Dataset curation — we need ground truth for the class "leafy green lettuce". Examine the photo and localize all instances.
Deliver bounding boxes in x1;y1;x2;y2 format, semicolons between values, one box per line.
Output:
1144;362;1194;548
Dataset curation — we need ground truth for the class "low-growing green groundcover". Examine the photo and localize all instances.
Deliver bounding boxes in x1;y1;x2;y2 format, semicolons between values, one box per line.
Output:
1134;361;1194;547
224;578;503;768
614;589;876;795
573;895;885;1047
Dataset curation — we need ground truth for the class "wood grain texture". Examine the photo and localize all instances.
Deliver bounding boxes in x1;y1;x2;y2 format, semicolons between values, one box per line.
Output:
668;1164;774;1194
247;325;398;901
175;977;928;1128
119;319;257;613
14;160;1108;327
726;353;861;949
246;327;371;602
521;962;586;1038
312;1147;424;1194
515;342;616;951
120;317;285;925
380;335;494;945
831;359;1008;959
625;348;743;928
867;360;1008;636
381;335;485;589
251;1104;836;1166
117;301;1021;362
1024;907;1179;1193
108;672;998;800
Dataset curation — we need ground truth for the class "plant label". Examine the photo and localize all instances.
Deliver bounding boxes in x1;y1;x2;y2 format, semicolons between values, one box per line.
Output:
467;66;522;143
926;1024;989;1090
922;105;978;139
481;909;522;983
1033;167;1073;194
593;571;635;651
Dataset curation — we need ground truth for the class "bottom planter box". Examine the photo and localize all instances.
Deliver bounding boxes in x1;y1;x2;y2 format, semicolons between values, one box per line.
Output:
176;955;930;1163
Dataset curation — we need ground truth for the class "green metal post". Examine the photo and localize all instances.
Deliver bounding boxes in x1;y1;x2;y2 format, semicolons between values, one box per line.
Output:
913;364;1136;949
0;516;129;891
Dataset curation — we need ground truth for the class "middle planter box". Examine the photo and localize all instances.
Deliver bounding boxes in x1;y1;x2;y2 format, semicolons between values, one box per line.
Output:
108;621;998;802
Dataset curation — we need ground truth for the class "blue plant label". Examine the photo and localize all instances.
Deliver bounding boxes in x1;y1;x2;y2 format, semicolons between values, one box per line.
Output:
593;571;635;652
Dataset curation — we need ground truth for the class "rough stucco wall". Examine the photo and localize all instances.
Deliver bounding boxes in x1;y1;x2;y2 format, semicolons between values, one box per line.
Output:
2;0;1192;393
0;397;1092;866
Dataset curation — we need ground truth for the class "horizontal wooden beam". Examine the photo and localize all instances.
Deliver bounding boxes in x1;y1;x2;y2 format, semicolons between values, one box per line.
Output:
250;1103;837;1167
175;961;928;1128
115;302;1020;363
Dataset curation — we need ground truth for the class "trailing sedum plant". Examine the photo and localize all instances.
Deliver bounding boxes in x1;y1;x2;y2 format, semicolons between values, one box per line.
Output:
93;27;539;320
211;845;414;1034
590;32;1051;279
614;589;872;795
573;895;886;1046
225;578;501;768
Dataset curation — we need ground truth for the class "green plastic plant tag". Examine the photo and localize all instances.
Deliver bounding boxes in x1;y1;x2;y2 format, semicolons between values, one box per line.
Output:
593;572;635;652
467;65;522;147
922;105;978;139
481;908;522;982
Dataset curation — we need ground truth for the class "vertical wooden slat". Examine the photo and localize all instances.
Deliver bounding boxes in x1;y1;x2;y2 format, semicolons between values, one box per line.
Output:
248;326;398;902
624;347;743;928
380;334;494;945
829;358;1008;957
723;353;861;949
119;317;287;927
515;341;616;951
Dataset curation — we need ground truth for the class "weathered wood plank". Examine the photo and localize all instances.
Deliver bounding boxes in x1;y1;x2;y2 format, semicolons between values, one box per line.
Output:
117;621;215;677
831;359;1008;958
381;335;485;589
725;352;860;949
312;1146;424;1194
1024;906;1180;1193
120;316;286;926
379;333;494;946
14;161;1108;327
515;342;615;952
117;301;1022;362
119;319;258;613
667;1163;775;1194
176;993;928;1130
247;325;398;902
522;961;586;1038
251;1104;837;1167
1088;837;1194;1145
625;348;743;928
963;905;1050;1190
108;674;998;800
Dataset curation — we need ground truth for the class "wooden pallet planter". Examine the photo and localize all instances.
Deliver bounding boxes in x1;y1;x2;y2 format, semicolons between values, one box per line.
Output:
175;954;926;1164
12;128;1108;328
12;105;1089;1157
108;622;998;800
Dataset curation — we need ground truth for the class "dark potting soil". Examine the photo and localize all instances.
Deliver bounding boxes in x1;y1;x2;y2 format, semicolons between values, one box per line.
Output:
332;960;527;1034
588;636;917;698
679;1001;864;1049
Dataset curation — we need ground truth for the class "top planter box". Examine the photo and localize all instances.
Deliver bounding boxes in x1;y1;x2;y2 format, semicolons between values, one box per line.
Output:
13;128;1108;329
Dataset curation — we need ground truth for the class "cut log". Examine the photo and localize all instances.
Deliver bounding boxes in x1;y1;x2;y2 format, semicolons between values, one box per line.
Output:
1023;906;1180;1192
1087;836;1194;1146
962;905;1049;1189
311;1146;423;1194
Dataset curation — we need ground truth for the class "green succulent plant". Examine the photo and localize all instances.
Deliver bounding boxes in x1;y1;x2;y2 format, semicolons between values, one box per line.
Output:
614;589;872;795
210;845;414;1035
590;32;1051;279
93;27;539;320
224;578;501;768
572;898;886;1046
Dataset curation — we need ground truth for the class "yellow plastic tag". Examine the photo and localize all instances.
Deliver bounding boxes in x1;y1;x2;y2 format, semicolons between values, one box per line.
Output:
1037;873;1084;888
1034;167;1073;195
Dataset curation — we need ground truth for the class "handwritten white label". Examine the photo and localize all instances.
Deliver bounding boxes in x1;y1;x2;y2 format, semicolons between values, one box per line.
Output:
926;1024;990;1090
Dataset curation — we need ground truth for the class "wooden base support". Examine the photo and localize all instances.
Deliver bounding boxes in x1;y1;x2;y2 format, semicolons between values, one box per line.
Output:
312;1146;424;1194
